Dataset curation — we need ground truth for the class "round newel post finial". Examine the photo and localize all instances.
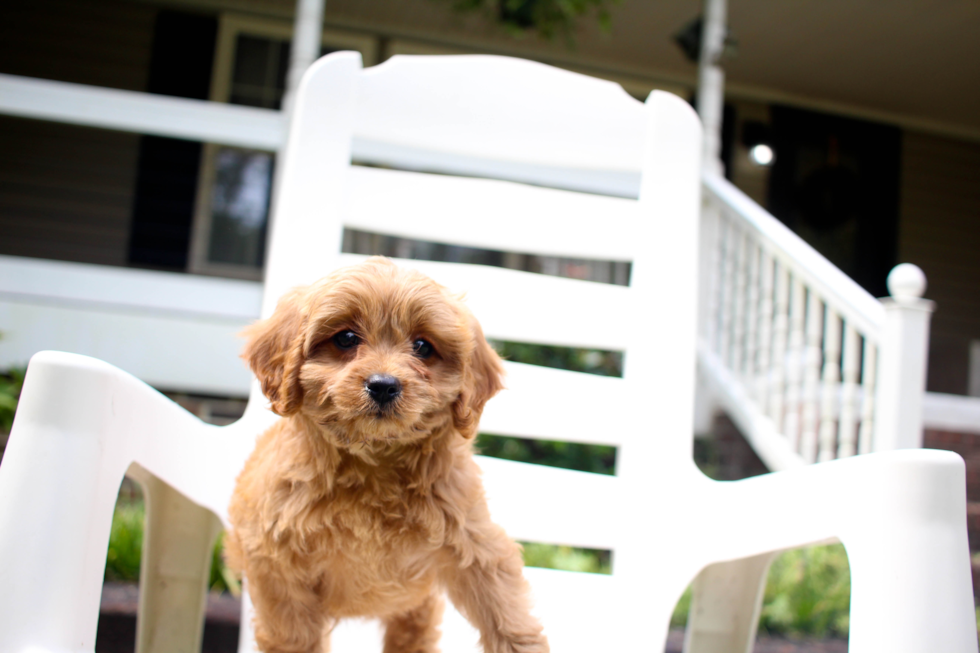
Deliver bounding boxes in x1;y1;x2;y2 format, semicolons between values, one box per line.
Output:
887;263;927;303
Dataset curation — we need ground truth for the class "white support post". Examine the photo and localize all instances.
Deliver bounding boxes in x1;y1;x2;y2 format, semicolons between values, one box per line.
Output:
283;0;327;118
874;264;934;452
696;0;727;176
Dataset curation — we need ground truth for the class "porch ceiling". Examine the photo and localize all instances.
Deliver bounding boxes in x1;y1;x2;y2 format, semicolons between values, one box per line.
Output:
322;0;980;135
133;0;980;135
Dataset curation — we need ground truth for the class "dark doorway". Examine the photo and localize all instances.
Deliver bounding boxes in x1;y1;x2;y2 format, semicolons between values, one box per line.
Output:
767;106;901;298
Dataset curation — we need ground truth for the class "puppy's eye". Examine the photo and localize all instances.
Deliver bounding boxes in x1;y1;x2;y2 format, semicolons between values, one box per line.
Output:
333;330;360;350
412;339;434;359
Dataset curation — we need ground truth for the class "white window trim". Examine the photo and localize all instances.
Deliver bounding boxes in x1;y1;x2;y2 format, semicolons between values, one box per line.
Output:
188;13;378;280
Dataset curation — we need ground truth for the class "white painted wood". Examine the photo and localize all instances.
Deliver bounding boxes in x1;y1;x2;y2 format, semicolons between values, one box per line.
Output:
696;0;728;176
922;393;980;435
0;300;253;397
769;263;791;428
718;214;735;367
745;241;761;387
783;277;806;451
858;341;878;456
699;200;722;349
731;229;748;379
756;250;775;414
837;323;860;459
343;166;637;261
874;300;935;452
698;343;807;472
0;73;283;150
800;291;823;463
336;253;630;352
0;255;261;321
283;0;326;113
818;309;842;462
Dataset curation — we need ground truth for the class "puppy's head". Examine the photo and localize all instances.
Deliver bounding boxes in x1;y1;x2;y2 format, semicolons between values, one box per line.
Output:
242;257;503;445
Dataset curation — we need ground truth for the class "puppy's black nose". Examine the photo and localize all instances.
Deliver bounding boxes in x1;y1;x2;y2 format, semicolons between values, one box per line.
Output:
365;374;401;406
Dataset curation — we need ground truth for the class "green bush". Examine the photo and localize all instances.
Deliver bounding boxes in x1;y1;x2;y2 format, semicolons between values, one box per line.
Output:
0;366;26;434
104;501;145;582
522;542;611;575
759;544;851;637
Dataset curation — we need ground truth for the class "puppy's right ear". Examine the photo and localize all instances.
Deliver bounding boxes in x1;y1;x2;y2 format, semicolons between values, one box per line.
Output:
241;288;306;416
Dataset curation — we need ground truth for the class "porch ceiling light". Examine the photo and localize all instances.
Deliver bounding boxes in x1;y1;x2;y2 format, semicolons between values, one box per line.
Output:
749;143;775;166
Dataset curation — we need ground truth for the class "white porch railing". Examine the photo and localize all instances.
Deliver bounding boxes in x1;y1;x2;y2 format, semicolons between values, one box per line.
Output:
0;72;969;465
699;173;935;470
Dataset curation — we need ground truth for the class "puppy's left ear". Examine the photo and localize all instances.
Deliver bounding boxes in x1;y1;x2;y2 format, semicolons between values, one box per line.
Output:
453;319;505;439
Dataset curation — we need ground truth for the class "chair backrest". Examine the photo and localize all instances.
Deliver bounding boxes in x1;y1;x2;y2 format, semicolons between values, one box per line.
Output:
251;51;703;648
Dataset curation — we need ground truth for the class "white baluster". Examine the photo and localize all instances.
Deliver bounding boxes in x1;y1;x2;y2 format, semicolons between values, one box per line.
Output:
745;242;761;387
858;340;878;455
837;323;860;458
700;197;722;350
799;290;823;463
818;308;842;462
756;250;775;414
731;231;748;377
783;276;806;451
717;214;733;364
769;263;790;429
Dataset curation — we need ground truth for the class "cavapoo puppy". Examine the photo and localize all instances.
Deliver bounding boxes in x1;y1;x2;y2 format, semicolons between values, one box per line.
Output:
226;257;548;653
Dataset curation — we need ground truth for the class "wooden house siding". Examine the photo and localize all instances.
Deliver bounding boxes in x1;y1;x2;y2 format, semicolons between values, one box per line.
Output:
0;0;156;267
899;131;980;395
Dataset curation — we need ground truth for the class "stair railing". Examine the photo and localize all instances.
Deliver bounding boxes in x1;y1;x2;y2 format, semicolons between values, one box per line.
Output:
698;171;934;471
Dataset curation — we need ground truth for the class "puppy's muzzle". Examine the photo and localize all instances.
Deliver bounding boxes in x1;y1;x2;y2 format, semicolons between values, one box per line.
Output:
365;374;402;407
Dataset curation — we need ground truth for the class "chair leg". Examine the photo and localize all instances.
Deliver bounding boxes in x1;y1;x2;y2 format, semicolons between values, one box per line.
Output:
131;465;223;653
682;551;778;653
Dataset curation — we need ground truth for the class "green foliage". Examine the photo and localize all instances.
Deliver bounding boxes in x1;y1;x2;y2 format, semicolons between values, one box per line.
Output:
491;340;622;378
104;501;145;582
521;542;611;575
671;585;693;627
759;544;851;637
435;0;620;42
0;366;26;434
477;433;615;475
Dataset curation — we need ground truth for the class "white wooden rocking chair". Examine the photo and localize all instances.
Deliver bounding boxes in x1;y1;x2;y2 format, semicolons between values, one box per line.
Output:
0;52;976;653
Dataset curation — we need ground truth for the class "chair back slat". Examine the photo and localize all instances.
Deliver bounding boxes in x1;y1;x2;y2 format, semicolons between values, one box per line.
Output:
355;54;646;172
483;362;627;446
345;166;638;261
478;456;621;550
338;254;631;351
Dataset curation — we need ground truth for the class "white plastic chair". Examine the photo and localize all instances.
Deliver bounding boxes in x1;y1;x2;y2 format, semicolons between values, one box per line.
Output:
1;52;977;653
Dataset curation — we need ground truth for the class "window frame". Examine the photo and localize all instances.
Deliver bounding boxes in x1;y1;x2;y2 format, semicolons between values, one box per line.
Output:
188;14;378;280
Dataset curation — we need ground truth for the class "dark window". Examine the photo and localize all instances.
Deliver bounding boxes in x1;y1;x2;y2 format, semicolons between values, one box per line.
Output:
127;11;218;270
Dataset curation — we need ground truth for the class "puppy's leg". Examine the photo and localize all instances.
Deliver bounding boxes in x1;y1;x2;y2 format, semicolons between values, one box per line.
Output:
247;561;327;653
444;524;548;653
382;592;443;653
